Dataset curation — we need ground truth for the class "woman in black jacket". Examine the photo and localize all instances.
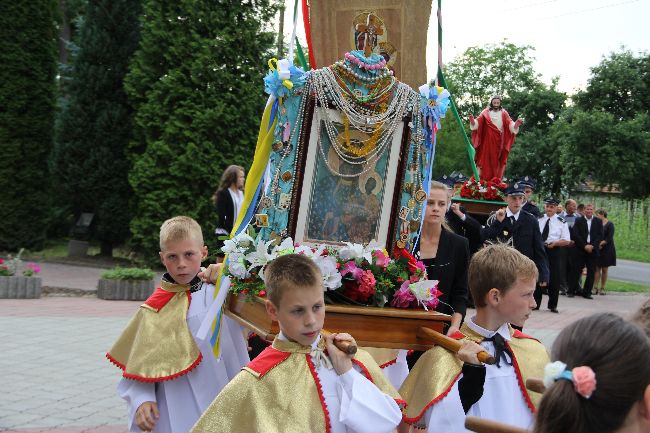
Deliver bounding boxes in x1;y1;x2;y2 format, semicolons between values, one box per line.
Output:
212;165;245;262
414;181;470;336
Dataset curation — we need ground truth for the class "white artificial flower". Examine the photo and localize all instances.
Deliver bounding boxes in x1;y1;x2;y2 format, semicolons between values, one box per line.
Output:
246;239;276;270
227;253;251;279
233;231;255;247
409;280;439;310
314;255;342;290
272;237;295;256
338;242;364;261
543;361;568;388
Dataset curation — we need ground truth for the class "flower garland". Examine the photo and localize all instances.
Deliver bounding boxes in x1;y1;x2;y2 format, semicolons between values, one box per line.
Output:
459;176;507;201
223;231;440;311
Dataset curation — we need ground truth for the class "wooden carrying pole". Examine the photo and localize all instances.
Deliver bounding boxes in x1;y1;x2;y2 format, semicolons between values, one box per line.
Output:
321;329;358;355
525;378;546;394
417;327;496;365
465;416;530;433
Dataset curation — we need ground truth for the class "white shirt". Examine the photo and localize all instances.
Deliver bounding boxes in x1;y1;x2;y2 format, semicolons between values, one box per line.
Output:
506;208;521;222
469;109;520;134
586;217;593;243
228;188;244;224
423;317;534;432
538;214;571;244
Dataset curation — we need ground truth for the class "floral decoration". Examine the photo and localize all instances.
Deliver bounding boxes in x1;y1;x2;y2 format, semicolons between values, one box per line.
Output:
459;176;507;201
223;231;439;310
263;58;306;99
0;249;41;277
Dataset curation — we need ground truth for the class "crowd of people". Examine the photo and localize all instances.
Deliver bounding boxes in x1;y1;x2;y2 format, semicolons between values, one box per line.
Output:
437;173;617;315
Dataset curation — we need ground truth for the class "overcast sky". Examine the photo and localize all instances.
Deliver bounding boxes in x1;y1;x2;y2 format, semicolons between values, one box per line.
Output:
282;0;650;94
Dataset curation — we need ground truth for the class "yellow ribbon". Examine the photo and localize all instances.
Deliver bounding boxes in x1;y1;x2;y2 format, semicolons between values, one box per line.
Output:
268;58;293;90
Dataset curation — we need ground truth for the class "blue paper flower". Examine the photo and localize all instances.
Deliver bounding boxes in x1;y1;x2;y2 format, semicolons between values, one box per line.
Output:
263;58;306;98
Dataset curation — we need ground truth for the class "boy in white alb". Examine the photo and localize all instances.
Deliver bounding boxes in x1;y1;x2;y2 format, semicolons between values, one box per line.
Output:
107;216;249;433
399;244;549;432
191;253;404;433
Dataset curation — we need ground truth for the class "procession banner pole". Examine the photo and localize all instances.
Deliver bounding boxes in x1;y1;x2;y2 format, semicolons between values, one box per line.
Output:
436;0;480;180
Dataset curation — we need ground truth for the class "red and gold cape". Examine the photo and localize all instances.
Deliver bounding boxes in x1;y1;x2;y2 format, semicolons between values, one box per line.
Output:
191;334;405;433
399;323;548;424
106;278;202;382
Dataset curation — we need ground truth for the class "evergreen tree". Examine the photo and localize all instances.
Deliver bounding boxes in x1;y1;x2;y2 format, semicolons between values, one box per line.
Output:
0;2;57;250
51;0;142;256
126;0;278;262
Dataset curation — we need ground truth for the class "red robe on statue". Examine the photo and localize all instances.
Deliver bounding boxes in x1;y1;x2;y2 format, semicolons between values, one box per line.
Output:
471;108;517;181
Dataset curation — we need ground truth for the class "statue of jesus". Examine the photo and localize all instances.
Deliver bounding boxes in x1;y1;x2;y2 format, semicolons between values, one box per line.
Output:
469;96;523;181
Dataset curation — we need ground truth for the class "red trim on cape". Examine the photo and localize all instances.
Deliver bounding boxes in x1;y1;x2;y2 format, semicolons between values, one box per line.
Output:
306;354;332;433
449;330;465;340
513;329;540;342
506;341;537;413
379;358;397;369
143;287;177;311
106;352;203;383
351;358;372;381
402;371;463;424
245;346;292;378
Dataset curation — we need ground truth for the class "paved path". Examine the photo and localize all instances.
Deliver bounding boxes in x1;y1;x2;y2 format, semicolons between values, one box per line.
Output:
609;258;650;285
1;259;648;433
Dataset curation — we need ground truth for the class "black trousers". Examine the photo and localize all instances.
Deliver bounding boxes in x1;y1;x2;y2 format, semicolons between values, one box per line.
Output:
568;248;598;297
566;246;583;295
535;247;566;309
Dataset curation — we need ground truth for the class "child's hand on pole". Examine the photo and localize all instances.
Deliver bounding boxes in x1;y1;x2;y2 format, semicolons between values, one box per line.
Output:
325;332;355;376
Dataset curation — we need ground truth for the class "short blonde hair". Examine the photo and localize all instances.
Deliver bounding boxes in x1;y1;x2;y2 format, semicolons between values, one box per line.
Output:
265;254;322;307
469;243;538;307
159;216;204;250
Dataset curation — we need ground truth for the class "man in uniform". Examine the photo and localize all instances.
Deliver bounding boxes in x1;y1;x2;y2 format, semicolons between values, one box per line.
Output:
534;196;571;313
517;176;542;218
482;183;549;291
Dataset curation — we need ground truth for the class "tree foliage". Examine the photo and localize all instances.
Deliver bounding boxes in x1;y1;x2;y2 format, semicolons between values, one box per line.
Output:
0;2;57;250
574;49;650;121
51;0;142;256
443;41;542;116
126;0;279;262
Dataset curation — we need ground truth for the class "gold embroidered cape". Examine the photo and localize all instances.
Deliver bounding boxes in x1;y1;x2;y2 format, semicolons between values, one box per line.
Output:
191;334;404;433
399;323;548;424
106;278;202;382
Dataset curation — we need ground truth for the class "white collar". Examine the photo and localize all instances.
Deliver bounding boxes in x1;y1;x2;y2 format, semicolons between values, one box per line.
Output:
506;208;521;220
467;316;512;341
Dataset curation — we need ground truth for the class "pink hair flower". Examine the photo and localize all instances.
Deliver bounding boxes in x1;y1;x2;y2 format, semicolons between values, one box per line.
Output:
572;366;597;399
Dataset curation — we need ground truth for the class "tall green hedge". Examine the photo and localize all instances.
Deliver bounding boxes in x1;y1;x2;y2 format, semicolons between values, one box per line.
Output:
51;0;142;256
126;0;278;262
0;2;57;250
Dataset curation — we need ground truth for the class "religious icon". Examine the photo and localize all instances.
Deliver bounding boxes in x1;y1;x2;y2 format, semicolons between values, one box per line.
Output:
278;193;291;210
255;214;269;228
398;206;410;221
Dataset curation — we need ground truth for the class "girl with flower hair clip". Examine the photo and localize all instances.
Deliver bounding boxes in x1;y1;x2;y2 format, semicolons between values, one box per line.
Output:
534;312;650;433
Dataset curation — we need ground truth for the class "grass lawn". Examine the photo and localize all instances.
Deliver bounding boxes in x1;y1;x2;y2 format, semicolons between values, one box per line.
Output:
606;279;650;293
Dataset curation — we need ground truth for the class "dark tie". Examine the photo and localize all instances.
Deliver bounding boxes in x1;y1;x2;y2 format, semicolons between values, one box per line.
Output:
509;215;515;225
542;218;550;241
484;333;513;368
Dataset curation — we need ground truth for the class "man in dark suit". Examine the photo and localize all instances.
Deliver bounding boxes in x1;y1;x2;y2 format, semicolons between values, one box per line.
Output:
482;183;549;289
569;203;604;299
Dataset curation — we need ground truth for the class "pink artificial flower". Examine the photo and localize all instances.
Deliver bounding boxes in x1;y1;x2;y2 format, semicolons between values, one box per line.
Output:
372;250;390;268
423;287;443;309
359;270;376;292
27;263;41;274
0;258;4;264
572;366;597;399
340;261;363;280
390;280;416;308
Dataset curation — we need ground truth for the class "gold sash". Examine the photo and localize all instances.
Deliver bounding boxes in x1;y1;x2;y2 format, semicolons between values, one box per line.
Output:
400;323;548;423
106;279;202;382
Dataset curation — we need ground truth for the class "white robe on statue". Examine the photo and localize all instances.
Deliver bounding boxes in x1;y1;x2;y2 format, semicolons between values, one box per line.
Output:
422;319;534;432
117;283;249;433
